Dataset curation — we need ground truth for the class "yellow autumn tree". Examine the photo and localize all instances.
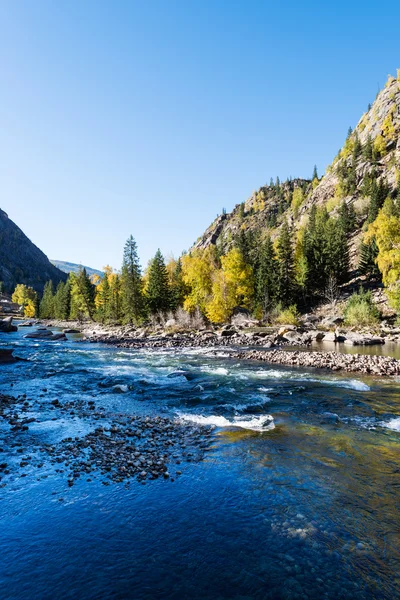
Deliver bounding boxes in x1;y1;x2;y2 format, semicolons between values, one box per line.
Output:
12;284;37;317
365;210;400;311
181;247;218;314
206;248;254;323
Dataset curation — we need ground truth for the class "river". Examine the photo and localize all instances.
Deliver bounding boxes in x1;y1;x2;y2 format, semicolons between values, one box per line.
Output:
0;327;400;599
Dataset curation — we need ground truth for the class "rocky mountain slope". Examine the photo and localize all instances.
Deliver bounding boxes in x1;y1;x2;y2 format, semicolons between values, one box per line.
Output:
193;73;400;274
51;260;103;279
0;209;67;292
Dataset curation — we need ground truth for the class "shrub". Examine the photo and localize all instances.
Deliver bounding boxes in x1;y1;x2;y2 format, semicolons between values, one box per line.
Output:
271;303;300;326
343;288;380;326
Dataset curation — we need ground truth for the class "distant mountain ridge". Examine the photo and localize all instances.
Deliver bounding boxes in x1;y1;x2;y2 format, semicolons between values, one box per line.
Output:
0;209;67;293
51;260;103;278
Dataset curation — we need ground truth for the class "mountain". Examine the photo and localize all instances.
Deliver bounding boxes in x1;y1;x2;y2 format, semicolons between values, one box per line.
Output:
0;209;67;293
193;73;400;275
51;260;103;279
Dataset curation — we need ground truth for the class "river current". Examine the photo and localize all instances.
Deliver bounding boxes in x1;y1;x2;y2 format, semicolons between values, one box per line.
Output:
1;328;400;599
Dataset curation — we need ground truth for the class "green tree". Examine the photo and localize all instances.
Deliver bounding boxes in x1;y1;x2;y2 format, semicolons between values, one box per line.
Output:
338;200;356;234
358;239;380;278
255;236;277;317
54;280;71;320
121;235;144;324
146;249;171;314
170;258;187;310
69;269;95;321
276;220;295;306
39;281;55;318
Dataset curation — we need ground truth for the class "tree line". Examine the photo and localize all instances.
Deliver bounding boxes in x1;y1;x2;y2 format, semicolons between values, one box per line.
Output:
11;202;355;325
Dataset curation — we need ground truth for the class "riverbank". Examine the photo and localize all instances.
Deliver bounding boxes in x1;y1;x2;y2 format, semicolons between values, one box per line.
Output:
234;348;400;376
8;316;400;376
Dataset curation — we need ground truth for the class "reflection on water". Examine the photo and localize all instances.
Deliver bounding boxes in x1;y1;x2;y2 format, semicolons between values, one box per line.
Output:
0;328;400;599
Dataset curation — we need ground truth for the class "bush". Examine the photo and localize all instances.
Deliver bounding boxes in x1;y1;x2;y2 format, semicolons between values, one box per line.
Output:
343;288;380;326
271;303;300;326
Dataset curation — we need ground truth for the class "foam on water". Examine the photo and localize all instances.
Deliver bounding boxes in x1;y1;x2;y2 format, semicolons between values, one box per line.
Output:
385;417;400;431
319;379;370;392
200;366;229;376
179;412;275;431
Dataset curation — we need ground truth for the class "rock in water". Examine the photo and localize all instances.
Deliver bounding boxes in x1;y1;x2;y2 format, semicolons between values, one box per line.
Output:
0;317;18;333
0;349;19;364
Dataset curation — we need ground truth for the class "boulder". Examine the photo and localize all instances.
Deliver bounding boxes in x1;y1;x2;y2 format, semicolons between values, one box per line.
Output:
0;349;18;364
220;329;237;337
0;317;18;333
323;331;337;342
322;316;344;327
24;330;67;341
63;328;80;334
344;334;385;346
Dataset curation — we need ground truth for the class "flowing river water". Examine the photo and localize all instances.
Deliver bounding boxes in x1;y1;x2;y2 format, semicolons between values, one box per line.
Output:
1;328;400;599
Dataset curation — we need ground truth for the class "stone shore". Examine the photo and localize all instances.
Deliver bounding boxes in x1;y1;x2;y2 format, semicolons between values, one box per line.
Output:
0;391;212;491
234;349;400;376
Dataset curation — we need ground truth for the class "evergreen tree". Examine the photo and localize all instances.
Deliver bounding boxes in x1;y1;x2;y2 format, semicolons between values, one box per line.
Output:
146;249;171;314
120;235;144;324
353;132;362;160
109;273;122;322
170;258;187;310
358;239;380;278
338;200;356;234
367;180;389;224
71;268;95;320
54;280;71;320
39;281;55;318
276;220;295;306
325;218;349;284
363;135;373;161
255;236;277;316
96;273;111;323
312;165;318;180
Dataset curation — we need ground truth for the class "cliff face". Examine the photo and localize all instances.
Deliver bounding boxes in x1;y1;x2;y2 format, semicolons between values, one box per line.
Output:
0;209;67;292
193;74;400;272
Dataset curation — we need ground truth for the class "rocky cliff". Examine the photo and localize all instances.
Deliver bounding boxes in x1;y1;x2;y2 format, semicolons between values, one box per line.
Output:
0;209;67;292
193;73;400;273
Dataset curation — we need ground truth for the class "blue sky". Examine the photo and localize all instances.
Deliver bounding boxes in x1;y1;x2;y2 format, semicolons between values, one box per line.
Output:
0;0;399;271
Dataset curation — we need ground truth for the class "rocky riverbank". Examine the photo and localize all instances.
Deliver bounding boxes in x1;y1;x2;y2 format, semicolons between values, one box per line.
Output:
234;349;400;376
0;390;213;491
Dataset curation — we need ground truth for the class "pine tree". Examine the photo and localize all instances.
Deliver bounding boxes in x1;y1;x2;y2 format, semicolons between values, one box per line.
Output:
363;135;373;161
255;236;277;316
276;220;295;306
353;132;362;160
40;281;55;318
73;268;95;320
325;218;349;284
170;258;187;310
95;273;111;323
312;165;318;180
358;239;380;277
120;235;144;324
338;200;356;233
146;249;171;314
54;280;71;320
367;180;388;224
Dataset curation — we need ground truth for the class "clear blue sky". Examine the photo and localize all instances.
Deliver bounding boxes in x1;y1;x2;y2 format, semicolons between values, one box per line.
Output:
0;0;399;271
